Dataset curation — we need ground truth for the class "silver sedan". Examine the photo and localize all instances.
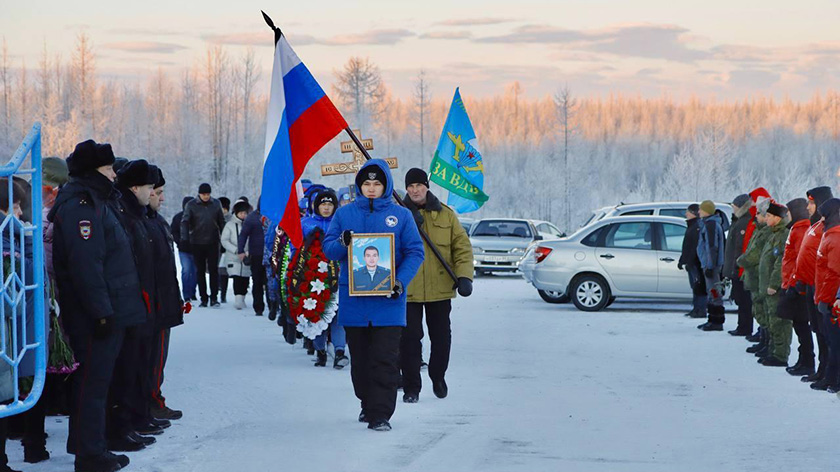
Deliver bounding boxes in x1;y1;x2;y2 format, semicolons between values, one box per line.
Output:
526;215;692;311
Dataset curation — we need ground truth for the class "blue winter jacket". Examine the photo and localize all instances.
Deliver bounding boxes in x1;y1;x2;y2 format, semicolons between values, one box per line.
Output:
324;159;425;327
302;213;333;238
696;213;725;270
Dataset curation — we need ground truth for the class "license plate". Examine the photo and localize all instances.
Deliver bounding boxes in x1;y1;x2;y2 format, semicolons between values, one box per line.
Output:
483;255;512;262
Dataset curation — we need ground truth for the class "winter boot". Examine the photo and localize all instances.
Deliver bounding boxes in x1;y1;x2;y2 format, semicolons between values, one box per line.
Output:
268;302;278;321
403;392;419;403
787;363;815;376
151;405;183;420
334;350;349;369
74;453;125;472
746;330;762;343
314;350;327;367
306;339;315;356
367;419;392;432
234;295;245;310
433;379;448;399
701;323;724;332
23;446;50;464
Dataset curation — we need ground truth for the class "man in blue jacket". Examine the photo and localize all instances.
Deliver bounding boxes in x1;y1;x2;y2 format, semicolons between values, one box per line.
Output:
324;160;424;432
352;246;392;292
696;200;727;331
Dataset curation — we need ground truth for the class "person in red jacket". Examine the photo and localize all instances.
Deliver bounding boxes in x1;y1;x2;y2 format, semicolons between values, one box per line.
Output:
778;199;813;375
795;186;833;384
813;198;840;393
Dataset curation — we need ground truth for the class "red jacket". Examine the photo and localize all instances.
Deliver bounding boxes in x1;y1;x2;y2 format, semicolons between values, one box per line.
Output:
814;225;840;305
796;221;824;287
782;219;810;289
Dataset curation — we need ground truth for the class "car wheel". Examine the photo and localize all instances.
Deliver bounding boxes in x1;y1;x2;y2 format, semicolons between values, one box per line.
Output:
606;296;616;308
538;290;570;304
570;275;611;312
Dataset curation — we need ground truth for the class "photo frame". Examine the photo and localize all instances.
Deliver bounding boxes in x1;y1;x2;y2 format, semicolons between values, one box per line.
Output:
348;233;396;297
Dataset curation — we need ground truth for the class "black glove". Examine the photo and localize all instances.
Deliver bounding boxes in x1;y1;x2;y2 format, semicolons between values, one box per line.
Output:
386;280;404;299
456;277;473;297
93;317;112;339
704;268;715;278
677;262;684;271
340;230;353;247
795;281;807;296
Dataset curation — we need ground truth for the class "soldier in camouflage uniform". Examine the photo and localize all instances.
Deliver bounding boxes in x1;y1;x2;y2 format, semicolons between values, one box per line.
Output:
738;200;772;356
757;202;792;367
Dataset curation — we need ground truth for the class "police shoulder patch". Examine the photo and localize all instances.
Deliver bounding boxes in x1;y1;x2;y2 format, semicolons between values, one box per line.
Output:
79;220;92;240
385;215;398;227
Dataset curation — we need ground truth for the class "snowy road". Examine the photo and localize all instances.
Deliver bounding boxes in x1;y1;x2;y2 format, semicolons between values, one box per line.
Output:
12;276;840;472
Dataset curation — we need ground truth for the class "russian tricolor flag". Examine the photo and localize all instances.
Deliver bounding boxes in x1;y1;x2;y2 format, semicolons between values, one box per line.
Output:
262;34;347;247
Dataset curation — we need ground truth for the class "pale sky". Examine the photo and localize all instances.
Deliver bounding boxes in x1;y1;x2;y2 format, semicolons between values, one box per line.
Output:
3;0;839;100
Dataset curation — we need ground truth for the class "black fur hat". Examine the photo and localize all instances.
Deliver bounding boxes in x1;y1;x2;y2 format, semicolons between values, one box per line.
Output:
66;140;116;177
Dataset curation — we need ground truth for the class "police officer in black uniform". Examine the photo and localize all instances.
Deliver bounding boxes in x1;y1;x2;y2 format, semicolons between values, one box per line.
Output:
145;166;185;421
49;140;146;472
107;160;167;452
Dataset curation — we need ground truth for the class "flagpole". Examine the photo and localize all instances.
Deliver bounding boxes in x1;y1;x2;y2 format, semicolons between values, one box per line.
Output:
344;127;460;285
260;11;460;285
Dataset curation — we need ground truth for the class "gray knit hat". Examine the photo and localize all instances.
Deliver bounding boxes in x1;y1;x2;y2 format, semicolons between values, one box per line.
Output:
732;194;751;209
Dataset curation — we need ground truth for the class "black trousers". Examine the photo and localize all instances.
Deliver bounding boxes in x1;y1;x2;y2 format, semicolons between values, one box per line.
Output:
23;386;48;450
193;243;220;303
251;262;267;315
67;327;125;457
344;326;402;422
219;269;229;302
731;278;753;334
806;285;829;373
107;327;152;438
401;300;452;395
232;276;250;295
150;328;171;410
781;288;815;366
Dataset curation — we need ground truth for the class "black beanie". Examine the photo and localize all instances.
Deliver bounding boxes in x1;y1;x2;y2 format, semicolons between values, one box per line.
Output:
199;183;212;194
786;198;808;223
820;198;840;229
219;197;231;210
182;196;192;210
355;165;387;193
807;186;833;209
116;159;159;188
150;165;165;189
313;189;338;215
405;168;429;188
687;204;700;217
66;140;116;177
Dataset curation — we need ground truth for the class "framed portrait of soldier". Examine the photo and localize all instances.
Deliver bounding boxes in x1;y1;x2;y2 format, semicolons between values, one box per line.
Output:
348;233;395;296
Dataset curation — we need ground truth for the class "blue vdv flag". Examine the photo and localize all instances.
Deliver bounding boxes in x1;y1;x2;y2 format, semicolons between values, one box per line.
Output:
429;88;488;214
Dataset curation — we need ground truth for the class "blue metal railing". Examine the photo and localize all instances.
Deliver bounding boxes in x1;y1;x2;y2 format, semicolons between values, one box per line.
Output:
0;122;46;417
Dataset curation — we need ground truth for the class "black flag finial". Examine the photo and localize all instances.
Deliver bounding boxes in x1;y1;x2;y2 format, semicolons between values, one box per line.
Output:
261;10;282;45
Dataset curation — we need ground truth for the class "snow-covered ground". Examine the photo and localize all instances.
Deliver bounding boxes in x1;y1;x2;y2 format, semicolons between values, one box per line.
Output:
9;275;840;472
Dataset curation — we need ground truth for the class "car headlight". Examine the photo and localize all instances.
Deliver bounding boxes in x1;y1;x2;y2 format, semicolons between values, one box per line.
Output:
473;247;483;254
510;247;525;255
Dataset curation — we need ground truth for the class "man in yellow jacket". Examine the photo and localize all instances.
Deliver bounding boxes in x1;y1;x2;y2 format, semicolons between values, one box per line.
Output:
400;168;474;403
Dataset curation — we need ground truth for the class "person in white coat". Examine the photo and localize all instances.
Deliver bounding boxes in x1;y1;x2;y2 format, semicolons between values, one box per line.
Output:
221;200;252;310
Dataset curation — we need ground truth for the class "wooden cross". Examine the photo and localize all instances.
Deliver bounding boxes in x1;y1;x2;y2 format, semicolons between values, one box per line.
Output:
320;130;398;176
